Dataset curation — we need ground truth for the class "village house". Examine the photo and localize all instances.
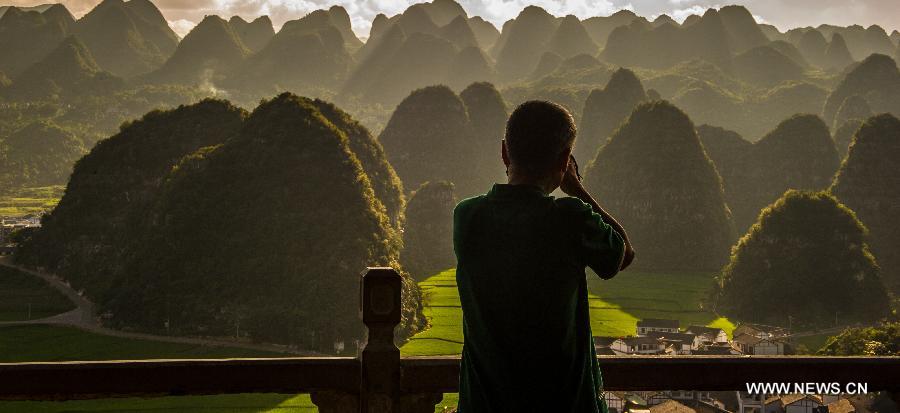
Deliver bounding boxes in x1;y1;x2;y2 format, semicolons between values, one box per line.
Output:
646;331;702;354
648;399;733;413
594;336;618;355
767;395;824;413
733;333;785;355
686;325;729;344
738;391;766;413
605;391;628;413
611;336;666;354
637;318;680;335
692;342;742;355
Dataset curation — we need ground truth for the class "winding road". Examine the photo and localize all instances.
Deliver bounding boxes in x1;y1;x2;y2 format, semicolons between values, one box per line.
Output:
0;257;321;356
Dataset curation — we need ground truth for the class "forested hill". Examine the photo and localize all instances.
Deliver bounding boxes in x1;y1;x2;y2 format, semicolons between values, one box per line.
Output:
15;94;424;348
3;0;900;340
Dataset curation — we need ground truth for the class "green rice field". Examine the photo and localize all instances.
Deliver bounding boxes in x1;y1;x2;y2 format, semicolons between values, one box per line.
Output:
401;268;735;356
0;265;75;321
0;267;734;412
0;186;63;217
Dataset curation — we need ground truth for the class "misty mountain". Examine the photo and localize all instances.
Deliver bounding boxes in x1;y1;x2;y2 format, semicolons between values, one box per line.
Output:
147;15;249;85
229;16;274;53
0;5;74;77
831;113;900;295
824;54;900;126
493;6;558;81
546;15;598;59
6;35;123;100
73;0;179;77
226;20;353;96
577;68;647;163
601;8;732;71
378;85;486;198
718;5;768;53
728;114;840;231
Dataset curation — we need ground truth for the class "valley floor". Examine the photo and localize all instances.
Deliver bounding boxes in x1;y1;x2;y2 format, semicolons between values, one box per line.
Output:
0;266;736;412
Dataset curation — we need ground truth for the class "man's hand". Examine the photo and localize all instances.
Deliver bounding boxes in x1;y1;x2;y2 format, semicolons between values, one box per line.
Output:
562;155;636;271
560;155;585;196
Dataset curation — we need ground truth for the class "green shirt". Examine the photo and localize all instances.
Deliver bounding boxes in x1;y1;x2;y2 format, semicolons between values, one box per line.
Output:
453;184;625;412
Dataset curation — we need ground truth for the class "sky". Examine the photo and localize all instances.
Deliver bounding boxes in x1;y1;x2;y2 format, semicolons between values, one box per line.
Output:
6;0;900;39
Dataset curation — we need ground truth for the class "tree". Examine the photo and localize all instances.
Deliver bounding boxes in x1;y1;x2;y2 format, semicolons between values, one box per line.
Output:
577;68;647;163
818;322;900;356
402;181;457;280
831;113;900;294
718;190;889;328
308;98;406;226
0;121;85;188
583;100;733;270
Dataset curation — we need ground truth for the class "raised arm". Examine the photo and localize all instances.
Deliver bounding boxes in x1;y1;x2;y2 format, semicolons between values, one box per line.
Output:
560;156;635;271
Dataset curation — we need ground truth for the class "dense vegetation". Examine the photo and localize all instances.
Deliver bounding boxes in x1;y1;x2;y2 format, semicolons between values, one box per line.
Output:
830;114;900;295
583;101;733;270
2;0;899;357
0;121;84;188
378;85;487;198
402;181;457;281
725;114;841;231
717;191;890;328
577;68;647;162
818;322;900;356
15;95;425;348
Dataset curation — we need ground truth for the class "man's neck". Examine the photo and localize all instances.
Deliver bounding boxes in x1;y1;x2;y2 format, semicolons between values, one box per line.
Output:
507;173;558;194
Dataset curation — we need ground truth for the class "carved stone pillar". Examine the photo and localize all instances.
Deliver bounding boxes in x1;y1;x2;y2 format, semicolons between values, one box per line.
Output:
359;267;443;413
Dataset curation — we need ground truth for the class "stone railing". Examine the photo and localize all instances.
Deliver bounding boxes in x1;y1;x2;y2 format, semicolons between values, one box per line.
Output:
2;268;899;412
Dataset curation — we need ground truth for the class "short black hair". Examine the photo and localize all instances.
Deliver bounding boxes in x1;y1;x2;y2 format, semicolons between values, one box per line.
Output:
504;100;576;176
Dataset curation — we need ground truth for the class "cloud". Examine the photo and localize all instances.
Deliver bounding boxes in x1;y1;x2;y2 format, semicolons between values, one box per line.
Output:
7;0;900;39
668;4;716;22
167;18;196;37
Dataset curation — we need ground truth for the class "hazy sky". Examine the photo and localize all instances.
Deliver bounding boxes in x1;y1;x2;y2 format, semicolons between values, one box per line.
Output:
7;0;900;38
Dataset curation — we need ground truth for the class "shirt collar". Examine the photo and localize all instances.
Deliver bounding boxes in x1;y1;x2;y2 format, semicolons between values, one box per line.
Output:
487;183;551;199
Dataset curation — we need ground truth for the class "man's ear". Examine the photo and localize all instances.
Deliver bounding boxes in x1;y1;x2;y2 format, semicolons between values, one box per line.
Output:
501;139;511;168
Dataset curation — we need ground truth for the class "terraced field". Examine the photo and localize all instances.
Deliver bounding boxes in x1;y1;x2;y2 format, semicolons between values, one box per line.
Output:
0;186;62;217
401;268;735;356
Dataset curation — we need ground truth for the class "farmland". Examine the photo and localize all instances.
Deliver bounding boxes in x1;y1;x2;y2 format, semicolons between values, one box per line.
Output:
401;268;735;356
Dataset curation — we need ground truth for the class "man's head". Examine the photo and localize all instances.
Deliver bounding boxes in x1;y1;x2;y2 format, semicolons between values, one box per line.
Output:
502;100;576;189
